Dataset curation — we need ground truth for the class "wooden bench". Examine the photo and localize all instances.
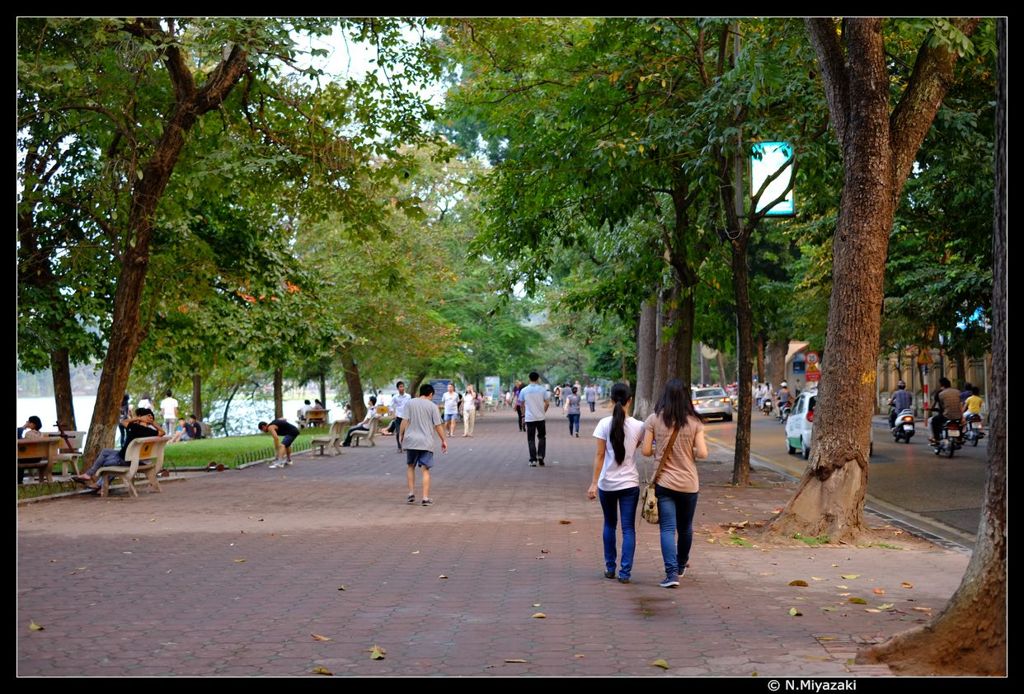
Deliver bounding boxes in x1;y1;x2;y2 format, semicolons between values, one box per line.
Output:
310;420;348;456
17;437;60;484
350;418;379;447
95;436;171;498
304;409;328;428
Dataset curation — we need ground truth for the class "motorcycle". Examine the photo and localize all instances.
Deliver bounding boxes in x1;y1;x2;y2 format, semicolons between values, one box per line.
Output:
777;402;792;425
929;417;963;458
891;408;915;443
963;413;985;447
760;399;773;416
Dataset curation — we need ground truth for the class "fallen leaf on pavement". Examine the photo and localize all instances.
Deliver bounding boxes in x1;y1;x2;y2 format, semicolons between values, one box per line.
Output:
574;654;585;659
651;659;670;669
873;588;886;595
311;633;332;642
818;636;837;641
865;608;881;613
541;549;550;554
848;597;868;605
533;603;541;607
233;559;246;563
29;621;44;631
789;580;809;587
841;574;860;580
505;659;528;664
901;582;914;589
370;645;386;660
312;666;333;676
532;612;546;619
811;577;825;581
878;603;895;610
559;520;572;525
338;585;347;591
412;550;420;555
789;608;803;617
438;574;448;579
912;607;933;613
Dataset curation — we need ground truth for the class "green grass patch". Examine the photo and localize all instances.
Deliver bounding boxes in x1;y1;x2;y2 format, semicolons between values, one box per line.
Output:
867;543;902;550
17;480;79;501
793;533;831;546
162;429;327;469
728;536;754;547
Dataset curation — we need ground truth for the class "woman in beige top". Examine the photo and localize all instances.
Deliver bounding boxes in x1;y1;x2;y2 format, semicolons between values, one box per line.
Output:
642;379;708;588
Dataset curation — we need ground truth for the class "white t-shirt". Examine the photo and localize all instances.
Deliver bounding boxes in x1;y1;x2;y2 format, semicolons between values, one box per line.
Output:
442;391;460;415
592;415;644;492
160;397;178;419
392;393;412;419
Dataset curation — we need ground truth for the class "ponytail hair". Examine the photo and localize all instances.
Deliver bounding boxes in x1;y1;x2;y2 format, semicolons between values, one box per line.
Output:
609;382;632;464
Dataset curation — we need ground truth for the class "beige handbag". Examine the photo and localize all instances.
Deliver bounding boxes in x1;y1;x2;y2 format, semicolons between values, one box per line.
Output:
640;426;680;524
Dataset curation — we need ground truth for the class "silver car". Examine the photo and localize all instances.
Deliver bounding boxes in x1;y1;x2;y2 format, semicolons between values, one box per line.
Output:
691;387;734;422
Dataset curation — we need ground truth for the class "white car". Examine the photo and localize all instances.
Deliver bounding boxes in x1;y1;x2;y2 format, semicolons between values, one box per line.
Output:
691;387;734;422
785;388;873;459
785;389;818;459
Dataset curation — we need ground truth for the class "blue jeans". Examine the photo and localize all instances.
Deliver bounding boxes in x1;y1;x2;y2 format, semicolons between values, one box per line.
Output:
567;413;580;435
598;487;640;579
655;485;699;580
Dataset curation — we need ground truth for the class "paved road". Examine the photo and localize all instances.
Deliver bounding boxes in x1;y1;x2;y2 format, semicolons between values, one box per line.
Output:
18;408;969;677
704;413;988;549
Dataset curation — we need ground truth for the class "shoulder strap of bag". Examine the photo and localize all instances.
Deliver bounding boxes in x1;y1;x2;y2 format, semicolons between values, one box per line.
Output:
649;425;681;484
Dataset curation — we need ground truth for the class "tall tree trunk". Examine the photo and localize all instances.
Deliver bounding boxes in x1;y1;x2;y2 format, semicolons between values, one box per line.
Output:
674;288;695;388
192;372;202;420
319;371;327;410
653;287;669;399
221;383;240;436
766;339;787;387
731;237;755;486
51;348;76;430
859;18;1006;675
273;368;283;419
342;351;367;424
715;351;728;386
634;299;657;420
756;334;765;384
408;371;428;398
771;18;978;543
82;31;249;466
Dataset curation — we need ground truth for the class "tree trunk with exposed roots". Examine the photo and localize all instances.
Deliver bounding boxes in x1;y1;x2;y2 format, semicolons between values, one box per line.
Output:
858;18;1005;675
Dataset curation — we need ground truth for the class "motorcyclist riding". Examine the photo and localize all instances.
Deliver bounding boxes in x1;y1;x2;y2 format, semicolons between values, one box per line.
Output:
889;380;913;429
930;377;962;444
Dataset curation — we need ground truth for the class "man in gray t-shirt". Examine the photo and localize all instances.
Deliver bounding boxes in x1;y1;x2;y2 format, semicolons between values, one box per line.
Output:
400;383;448;506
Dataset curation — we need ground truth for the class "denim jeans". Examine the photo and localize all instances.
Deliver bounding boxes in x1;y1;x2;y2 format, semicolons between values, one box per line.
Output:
655;485;699;580
567;413;580;435
598;486;640;579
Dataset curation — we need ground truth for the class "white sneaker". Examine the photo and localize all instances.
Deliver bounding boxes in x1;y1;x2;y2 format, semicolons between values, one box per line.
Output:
268;460;284;469
283;460;293;466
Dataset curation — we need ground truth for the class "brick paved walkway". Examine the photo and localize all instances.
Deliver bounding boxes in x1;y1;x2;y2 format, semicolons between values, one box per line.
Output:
17;408;969;676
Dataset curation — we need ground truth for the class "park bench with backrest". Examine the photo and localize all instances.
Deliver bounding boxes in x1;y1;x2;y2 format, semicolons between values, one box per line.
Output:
305;409;328;428
43;430;85;477
17;437;60;484
310;419;348;456
350;418;378;447
95;436;171;498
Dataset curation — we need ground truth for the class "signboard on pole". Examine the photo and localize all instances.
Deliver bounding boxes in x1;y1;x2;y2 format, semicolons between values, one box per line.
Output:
484;376;501;401
806;351;821;383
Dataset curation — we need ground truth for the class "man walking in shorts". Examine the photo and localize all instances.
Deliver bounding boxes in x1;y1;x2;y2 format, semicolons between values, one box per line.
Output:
399;383;448;506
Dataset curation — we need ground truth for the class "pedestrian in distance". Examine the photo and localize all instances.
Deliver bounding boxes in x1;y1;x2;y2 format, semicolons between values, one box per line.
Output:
258;417;301;468
641;378;708;588
585;383;598;413
399;383;448;506
390;381;412;452
462;384;478;437
518;371;550;466
587;383;644;583
565;385;582;437
442;383;460;437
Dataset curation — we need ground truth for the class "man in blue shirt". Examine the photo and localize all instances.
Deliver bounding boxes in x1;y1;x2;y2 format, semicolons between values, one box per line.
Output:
518;371;551;467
